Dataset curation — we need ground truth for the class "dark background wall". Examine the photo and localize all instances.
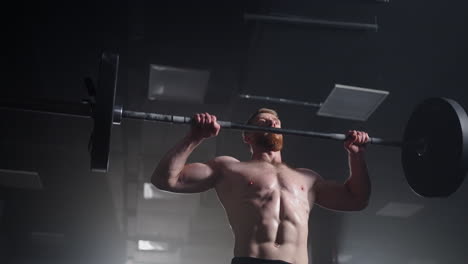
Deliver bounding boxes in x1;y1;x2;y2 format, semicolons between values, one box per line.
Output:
1;1;468;264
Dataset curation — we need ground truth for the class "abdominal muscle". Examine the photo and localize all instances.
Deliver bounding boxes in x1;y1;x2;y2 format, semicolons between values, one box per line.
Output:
216;171;312;264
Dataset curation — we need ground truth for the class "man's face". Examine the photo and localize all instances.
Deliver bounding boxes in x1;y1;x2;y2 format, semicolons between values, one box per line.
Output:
246;113;283;152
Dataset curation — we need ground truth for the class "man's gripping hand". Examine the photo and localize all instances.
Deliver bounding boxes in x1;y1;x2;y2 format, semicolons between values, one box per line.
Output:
188;113;221;140
344;130;369;154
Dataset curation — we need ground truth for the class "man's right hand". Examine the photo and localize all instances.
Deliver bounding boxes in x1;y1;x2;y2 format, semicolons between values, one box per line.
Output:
188;113;221;140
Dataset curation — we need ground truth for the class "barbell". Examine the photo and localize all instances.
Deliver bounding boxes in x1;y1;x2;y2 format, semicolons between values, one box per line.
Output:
1;52;468;198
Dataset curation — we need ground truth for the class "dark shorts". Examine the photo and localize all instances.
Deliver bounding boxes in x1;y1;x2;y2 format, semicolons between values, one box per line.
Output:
231;257;292;264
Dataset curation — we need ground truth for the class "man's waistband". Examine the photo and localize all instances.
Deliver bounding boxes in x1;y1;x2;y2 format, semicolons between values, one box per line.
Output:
231;256;292;264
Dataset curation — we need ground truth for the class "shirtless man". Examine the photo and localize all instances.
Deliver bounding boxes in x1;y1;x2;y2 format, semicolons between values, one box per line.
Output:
152;108;370;264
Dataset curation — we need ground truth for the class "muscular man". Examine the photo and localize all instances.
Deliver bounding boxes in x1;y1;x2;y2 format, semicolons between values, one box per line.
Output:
152;108;370;264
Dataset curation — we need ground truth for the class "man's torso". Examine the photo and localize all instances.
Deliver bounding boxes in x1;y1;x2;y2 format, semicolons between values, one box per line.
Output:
214;158;318;264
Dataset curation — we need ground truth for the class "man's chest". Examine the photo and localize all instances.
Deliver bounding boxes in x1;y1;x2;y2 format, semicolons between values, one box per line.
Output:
216;162;315;218
220;162;311;196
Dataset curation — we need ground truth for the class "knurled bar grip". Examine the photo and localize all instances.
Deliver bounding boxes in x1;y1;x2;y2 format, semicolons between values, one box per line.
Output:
122;110;402;147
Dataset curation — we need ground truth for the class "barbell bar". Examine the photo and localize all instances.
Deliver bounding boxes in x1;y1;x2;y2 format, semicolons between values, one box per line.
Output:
1;52;468;198
114;107;402;147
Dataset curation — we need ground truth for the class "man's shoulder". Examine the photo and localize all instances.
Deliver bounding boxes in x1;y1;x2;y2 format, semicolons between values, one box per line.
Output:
296;167;322;179
210;156;240;165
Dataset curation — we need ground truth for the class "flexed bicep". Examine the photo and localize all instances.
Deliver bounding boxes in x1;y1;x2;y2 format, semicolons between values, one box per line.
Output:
158;156;236;193
171;162;218;193
314;178;368;211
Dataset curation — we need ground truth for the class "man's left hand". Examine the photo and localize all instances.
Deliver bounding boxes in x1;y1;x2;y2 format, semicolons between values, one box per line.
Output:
344;130;369;154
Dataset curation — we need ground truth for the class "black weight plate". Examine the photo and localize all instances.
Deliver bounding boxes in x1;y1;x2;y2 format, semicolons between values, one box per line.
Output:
90;52;119;172
402;98;468;197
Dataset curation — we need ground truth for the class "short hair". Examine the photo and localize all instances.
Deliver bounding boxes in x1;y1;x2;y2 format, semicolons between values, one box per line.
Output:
243;108;279;138
245;108;279;125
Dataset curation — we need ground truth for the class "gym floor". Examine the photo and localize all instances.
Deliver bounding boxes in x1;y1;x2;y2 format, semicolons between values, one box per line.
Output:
1;1;468;264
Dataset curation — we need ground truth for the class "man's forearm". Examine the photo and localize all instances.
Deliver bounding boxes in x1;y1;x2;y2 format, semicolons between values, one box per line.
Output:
152;134;203;187
345;153;371;203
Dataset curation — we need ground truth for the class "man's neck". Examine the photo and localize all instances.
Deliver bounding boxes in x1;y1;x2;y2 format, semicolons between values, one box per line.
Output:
251;150;282;164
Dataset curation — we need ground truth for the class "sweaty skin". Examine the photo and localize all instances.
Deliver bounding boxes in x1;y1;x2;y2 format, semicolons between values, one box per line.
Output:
214;158;315;264
152;112;370;264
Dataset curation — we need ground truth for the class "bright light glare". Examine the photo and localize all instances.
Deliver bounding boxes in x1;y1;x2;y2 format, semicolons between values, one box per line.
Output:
143;183;153;199
143;182;182;200
138;240;169;251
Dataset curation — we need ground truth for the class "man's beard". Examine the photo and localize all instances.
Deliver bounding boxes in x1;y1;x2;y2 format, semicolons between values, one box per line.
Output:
253;132;283;152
